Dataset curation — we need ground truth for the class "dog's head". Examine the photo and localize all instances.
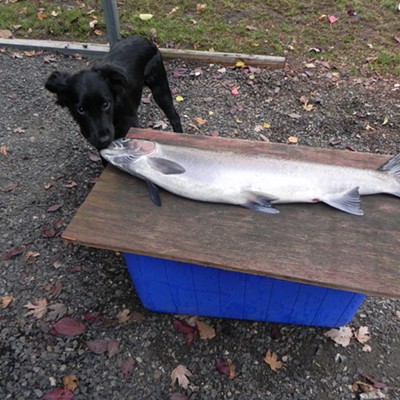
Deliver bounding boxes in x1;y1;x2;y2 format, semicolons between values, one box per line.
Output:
45;64;129;149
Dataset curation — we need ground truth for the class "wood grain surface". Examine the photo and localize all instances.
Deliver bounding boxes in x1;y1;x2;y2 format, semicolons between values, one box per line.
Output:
62;128;400;298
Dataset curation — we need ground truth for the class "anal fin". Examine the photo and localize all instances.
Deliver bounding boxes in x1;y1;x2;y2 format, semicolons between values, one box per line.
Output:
322;187;364;216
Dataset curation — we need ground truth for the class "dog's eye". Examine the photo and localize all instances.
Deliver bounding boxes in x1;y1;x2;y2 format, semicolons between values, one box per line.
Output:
77;106;85;115
102;101;110;111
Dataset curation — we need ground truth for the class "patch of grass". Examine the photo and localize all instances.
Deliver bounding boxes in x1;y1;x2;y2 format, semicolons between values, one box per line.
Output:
0;0;399;74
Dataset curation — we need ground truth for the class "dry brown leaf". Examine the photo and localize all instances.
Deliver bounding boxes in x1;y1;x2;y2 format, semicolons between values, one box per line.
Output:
62;375;79;392
354;326;370;344
0;29;13;39
37;11;48;21
264;350;284;371
193;116;207;125
171;365;192;389
0;146;10;156
324;326;353;347
288;136;298;144
117;308;131;324
0;295;14;309
24;298;48;319
196;3;207;13
196;320;216;340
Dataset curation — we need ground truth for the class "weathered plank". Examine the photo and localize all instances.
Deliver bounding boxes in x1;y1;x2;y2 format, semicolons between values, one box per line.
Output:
0;38;285;68
62;129;400;299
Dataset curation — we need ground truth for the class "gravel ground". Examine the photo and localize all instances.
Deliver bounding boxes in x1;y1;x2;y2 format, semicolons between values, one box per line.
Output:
1;45;400;400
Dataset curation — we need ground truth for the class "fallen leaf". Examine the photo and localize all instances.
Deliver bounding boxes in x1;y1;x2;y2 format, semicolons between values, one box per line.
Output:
87;339;109;354
153;120;168;129
196;4;207;13
215;357;235;379
0;145;10;156
328;15;338;24
196;320;216;340
107;339;120;358
24;298;48;319
324;326;353;347
352;381;375;393
51;281;63;298
63;180;77;189
37;11;48;21
264;350;284;371
0;295;14;309
176;95;184;102
47;204;62;212
363;375;388;389
171;365;192;389
3;181;20;192
0;29;13;39
25;251;40;263
62;375;78;392
354;326;370;344
94;29;103;36
121;357;136;378
88;152;101;162
43;389;74;400
52;317;85;336
89;19;98;28
193;116;207;125
362;344;372;352
288;136;298;144
3;245;25;260
46;303;67;321
173;319;197;334
139;13;153;21
382;116;389;125
117;309;131;324
235;60;245;68
170;394;188;400
23;51;36;57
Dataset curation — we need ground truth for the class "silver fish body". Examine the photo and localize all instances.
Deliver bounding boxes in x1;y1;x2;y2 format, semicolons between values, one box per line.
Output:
100;138;400;215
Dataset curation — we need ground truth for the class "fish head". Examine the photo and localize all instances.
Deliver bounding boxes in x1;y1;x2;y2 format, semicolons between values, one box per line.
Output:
100;138;156;170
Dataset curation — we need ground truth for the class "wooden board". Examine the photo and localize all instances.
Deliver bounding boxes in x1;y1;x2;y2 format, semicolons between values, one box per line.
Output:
62;128;400;299
0;38;285;68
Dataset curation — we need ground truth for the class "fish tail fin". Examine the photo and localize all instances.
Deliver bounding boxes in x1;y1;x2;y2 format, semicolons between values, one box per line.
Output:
322;187;364;216
378;154;400;197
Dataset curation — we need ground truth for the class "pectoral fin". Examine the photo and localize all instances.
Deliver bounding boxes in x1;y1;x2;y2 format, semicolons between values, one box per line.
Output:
322;187;364;216
147;157;186;175
242;192;279;214
145;179;161;207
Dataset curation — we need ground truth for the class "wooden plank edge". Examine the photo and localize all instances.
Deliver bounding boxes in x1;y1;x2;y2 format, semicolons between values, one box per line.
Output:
0;38;286;68
60;231;399;299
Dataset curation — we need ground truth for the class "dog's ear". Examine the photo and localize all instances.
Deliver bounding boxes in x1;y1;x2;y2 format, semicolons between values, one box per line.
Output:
93;64;130;94
45;71;71;107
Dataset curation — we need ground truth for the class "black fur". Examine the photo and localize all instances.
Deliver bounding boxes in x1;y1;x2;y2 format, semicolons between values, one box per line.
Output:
45;36;182;149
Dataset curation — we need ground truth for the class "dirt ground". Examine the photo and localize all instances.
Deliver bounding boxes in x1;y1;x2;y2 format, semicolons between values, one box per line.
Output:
0;45;399;400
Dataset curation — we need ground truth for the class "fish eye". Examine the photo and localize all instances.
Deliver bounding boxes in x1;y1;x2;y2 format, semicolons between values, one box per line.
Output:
102;100;110;111
77;106;85;115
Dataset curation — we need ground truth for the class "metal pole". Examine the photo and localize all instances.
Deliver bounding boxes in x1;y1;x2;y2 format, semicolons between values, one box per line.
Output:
101;0;121;47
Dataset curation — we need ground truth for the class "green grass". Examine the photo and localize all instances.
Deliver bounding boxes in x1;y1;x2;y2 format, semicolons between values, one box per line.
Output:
1;0;399;74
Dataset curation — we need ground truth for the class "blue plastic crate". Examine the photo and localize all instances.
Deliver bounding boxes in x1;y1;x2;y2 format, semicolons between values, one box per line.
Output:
124;253;365;327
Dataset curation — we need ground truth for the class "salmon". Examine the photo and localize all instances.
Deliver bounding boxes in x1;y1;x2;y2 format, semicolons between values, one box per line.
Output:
100;138;400;215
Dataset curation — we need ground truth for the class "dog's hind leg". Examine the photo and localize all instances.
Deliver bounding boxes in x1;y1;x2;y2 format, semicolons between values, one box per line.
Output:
145;55;183;133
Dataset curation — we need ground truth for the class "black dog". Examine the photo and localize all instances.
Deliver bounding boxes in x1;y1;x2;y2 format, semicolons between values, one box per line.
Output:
45;36;182;150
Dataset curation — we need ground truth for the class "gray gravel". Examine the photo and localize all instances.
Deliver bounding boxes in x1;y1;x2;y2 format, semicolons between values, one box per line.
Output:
1;46;400;400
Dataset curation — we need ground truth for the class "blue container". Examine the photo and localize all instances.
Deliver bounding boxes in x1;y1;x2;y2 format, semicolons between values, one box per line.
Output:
124;253;366;327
